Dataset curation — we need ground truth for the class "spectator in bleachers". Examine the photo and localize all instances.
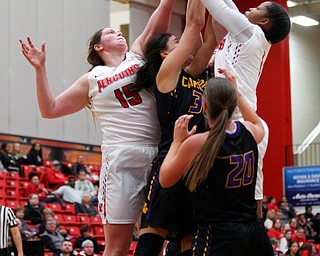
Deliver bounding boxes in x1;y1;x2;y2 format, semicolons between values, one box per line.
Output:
11;143;28;168
26;171;62;204
279;229;293;254
266;196;279;212
312;213;320;236
39;208;56;234
24;193;45;225
14;206;38;240
41;217;66;253
53;240;77;256
280;195;296;219
268;219;282;241
284;241;299;256
0;143;19;172
299;242;314;256
75;193;98;216
298;214;308;230
27;143;43;166
290;217;298;234
75;170;98;205
292;226;307;249
77;240;98;256
39;208;67;237
71;155;88;176
304;205;316;224
74;225;100;255
270;238;281;256
51;176;83;204
264;209;276;230
43;160;68;190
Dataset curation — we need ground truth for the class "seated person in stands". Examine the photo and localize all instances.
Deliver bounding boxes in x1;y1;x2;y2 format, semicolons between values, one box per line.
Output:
43;160;68;190
24;193;45;225
26;171;62;204
71;155;89;175
41;217;67;253
15;218;40;241
75;193;98;216
51;176;83;204
14;206;38;239
27;143;43;166
11;143;28;167
53;240;77;256
75;170;98;205
0;143;19;172
39;208;67;236
77;240;99;256
74;225;100;255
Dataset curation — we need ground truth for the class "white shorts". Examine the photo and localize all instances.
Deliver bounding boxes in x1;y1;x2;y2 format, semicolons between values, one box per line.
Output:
255;118;269;200
98;144;158;224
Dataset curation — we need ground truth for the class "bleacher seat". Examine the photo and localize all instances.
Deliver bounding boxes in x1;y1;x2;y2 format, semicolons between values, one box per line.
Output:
0;179;6;188
77;214;90;224
0;171;7;179
0;189;5;200
46;203;62;213
54;214;64;224
93;227;104;237
6;178;19;188
63;204;76;215
62;215;77;226
67;226;80;237
20;165;35;178
5;200;21;208
5;187;19;201
43;160;52;167
90;216;101;227
6;171;20;180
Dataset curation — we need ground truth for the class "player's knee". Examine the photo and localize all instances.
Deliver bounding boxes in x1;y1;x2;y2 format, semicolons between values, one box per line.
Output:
134;233;164;256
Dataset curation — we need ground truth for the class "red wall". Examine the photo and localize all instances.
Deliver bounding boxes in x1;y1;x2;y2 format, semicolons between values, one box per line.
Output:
235;0;293;200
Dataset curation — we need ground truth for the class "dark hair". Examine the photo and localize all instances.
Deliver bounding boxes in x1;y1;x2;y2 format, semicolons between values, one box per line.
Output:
80;224;91;235
28;171;39;180
263;2;291;44
87;28;105;71
0;143;7;151
184;77;237;191
28;143;43;156
134;33;173;91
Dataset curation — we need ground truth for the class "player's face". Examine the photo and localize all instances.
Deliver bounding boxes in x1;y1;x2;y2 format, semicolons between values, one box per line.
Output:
99;27;128;52
244;2;269;24
166;35;179;54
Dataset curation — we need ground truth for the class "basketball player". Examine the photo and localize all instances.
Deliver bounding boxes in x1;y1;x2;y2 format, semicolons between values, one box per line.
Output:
160;69;266;255
19;0;176;255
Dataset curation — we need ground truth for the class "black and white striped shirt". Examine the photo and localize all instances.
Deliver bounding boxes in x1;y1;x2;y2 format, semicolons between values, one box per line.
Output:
0;205;17;249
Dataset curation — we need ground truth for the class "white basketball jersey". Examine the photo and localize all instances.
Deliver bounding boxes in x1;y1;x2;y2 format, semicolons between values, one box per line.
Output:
215;25;271;119
88;51;160;146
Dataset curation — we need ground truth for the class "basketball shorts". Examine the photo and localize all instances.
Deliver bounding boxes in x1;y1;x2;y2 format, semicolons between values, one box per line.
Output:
140;156;194;239
98;144;157;224
192;218;264;256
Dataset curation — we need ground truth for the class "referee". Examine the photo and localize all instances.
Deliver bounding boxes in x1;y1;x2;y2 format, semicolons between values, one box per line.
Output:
0;205;23;256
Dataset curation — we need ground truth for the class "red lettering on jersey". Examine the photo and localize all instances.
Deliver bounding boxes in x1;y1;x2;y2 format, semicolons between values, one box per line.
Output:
96;64;140;92
97;80;107;93
218;38;226;50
